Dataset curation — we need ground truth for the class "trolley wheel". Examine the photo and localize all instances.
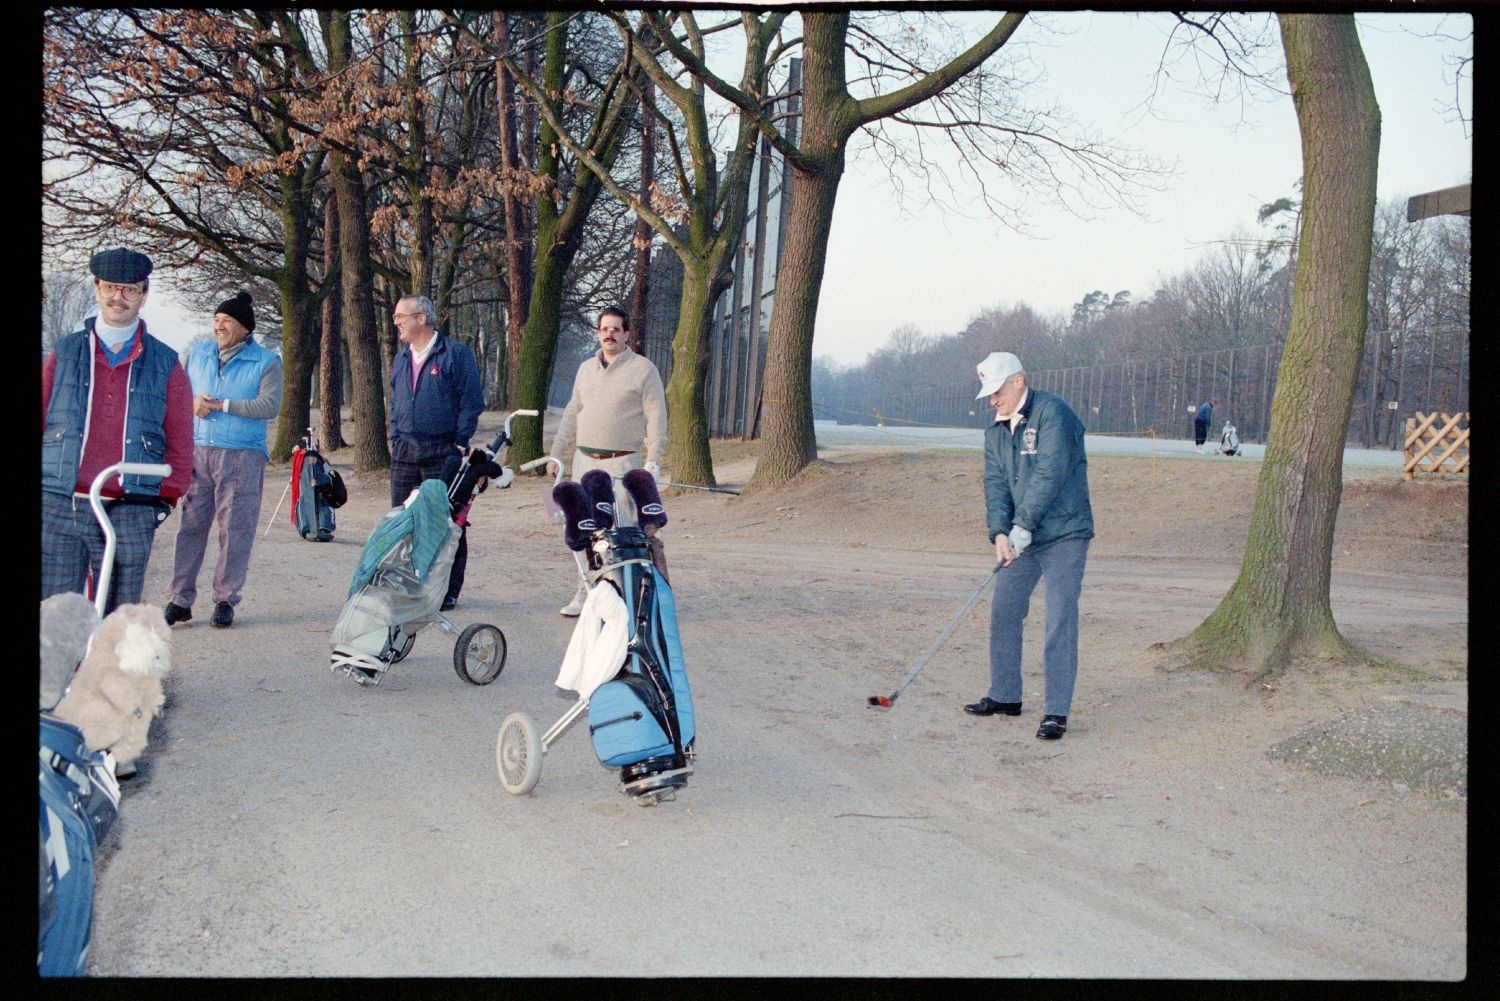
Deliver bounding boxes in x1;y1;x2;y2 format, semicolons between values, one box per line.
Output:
454;623;507;685
496;712;543;795
389;627;416;663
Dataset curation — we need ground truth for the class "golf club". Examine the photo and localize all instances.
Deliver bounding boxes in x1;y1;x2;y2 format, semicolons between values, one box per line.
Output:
659;479;740;495
868;564;1001;710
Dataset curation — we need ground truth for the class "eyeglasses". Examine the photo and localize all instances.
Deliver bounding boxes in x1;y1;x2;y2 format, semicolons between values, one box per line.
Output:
99;281;145;301
393;312;419;322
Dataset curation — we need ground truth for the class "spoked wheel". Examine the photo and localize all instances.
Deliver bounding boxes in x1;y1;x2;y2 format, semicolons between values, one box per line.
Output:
388;627;416;664
453;623;506;685
496;712;543;795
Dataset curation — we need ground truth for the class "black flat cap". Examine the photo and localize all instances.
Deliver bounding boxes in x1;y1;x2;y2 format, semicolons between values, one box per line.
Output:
90;248;153;284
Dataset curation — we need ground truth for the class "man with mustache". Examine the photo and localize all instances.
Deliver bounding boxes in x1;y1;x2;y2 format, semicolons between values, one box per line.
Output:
547;305;668;616
42;248;194;614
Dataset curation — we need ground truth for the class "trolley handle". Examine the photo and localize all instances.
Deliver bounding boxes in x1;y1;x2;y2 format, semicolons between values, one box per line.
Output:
502;408;539;447
519;455;564;487
87;462;173;619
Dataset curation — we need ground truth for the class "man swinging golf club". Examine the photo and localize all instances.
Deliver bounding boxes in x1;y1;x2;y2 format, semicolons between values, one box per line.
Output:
965;352;1095;740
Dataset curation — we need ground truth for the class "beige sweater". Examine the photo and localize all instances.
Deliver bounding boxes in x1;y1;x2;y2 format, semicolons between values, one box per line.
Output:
550;347;667;465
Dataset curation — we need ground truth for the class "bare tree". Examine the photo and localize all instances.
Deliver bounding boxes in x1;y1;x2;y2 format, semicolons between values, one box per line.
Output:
41;272;95;355
1158;13;1382;678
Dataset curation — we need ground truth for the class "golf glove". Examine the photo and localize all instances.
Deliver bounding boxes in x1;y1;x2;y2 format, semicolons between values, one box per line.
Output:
1007;525;1032;556
645;462;660;478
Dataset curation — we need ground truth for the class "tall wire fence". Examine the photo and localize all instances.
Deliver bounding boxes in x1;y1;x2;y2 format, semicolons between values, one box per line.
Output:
813;325;1469;449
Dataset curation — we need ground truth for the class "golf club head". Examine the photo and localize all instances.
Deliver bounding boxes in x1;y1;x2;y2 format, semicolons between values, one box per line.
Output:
552;480;593;551
621;468;667;529
867;695;893;709
579;469;615;531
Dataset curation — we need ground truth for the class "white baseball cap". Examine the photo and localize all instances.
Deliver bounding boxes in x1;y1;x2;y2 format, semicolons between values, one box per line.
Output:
975;351;1023;399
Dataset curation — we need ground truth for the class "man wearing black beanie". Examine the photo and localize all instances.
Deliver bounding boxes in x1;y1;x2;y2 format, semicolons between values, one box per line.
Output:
163;289;283;628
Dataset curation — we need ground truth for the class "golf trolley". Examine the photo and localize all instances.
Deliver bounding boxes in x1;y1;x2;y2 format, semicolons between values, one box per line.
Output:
496;461;695;806
329;410;537;687
39;459;171;976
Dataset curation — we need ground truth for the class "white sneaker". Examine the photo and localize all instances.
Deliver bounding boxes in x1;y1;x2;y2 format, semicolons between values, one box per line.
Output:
560;583;588;617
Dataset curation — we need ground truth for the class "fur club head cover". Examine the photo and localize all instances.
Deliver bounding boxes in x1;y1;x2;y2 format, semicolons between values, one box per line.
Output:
621;468;667;530
552;481;594;552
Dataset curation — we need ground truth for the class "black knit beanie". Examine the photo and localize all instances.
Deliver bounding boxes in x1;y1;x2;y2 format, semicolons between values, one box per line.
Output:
215;290;256;332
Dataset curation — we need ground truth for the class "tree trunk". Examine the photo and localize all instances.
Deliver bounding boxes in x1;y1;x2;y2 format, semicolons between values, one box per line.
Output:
400;10;433;300
319;195;347;449
744;17;854;492
496;11;533;408
508;11;637;466
1163;13;1380;678
324;10;389;473
512;241;568;462
269;173;315;463
662;262;722;485
629;74;655;355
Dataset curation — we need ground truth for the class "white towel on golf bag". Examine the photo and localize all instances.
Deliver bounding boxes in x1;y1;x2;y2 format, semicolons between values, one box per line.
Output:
555;583;628;701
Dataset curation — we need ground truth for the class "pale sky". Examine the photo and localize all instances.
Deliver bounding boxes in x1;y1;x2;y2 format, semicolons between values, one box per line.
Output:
128;10;1471;365
815;10;1472;364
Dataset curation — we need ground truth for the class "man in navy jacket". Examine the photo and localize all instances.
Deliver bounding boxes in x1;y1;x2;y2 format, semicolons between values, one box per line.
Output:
388;294;484;610
964;351;1094;741
1194;398;1217;453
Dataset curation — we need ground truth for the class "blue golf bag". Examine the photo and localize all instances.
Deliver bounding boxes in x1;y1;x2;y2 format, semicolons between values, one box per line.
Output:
291;432;344;542
38;714;120;977
585;542;696;777
567;470;694;796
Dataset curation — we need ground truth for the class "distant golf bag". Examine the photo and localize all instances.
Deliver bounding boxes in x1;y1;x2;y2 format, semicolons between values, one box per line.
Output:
290;432;345;542
496;468;694;805
329;411;535;687
1217;422;1241;457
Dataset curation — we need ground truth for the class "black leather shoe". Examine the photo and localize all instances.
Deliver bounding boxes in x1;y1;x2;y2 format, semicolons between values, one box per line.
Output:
1037;714;1068;740
964;697;1022;716
211;601;234;628
440;596;458;612
163;602;192;626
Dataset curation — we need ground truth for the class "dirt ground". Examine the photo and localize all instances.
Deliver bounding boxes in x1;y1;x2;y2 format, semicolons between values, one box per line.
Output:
87;417;1469;978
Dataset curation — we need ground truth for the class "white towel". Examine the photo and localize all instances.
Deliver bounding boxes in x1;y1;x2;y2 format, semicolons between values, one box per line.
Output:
555;583;628;701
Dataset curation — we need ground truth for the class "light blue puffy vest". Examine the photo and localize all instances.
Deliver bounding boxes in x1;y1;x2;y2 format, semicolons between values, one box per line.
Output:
185;338;278;456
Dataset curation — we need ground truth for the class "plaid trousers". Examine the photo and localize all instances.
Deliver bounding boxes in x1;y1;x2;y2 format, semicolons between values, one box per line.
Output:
41;491;165;616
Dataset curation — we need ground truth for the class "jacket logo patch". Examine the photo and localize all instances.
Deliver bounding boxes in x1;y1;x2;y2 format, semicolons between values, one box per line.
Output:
1021;428;1039;456
429;365;441;377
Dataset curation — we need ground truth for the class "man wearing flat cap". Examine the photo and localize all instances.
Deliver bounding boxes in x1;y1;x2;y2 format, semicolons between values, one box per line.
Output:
965;351;1094;741
42;248;194;614
163;290;283;628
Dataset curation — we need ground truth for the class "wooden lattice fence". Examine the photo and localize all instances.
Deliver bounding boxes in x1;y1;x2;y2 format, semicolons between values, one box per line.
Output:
1403;412;1469;479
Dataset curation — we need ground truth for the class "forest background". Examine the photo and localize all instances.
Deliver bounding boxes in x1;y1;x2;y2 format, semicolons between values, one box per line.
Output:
42;9;1471;472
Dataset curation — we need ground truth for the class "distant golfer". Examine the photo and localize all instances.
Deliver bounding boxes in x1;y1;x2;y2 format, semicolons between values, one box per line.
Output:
964;352;1094;740
1194;398;1217;453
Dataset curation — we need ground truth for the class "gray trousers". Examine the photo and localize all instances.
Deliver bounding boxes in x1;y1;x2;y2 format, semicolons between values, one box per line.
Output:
169;445;267;608
987;537;1090;717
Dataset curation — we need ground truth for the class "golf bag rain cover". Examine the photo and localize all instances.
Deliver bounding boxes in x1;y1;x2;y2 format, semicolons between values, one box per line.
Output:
291;445;338;541
38;715;119;977
586;564;695;768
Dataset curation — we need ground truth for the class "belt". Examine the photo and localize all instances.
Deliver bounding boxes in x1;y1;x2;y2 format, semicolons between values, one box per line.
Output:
579;448;635;459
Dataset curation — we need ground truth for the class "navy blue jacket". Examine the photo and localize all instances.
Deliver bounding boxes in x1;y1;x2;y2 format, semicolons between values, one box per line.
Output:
983;389;1095;550
43;319;178;498
389;333;484;463
1195;401;1213;425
